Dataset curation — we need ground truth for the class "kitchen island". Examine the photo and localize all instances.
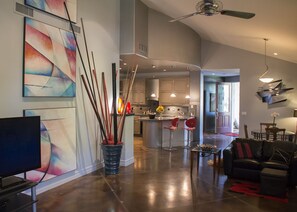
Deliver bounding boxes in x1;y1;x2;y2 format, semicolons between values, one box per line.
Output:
140;117;188;148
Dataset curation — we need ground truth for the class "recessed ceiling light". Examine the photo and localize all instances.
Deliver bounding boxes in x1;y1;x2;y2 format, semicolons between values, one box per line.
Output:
119;67;122;70
123;62;127;66
152;65;156;69
273;52;278;56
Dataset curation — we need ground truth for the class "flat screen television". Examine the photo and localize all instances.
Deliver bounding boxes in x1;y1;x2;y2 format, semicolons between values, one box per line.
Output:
0;116;41;179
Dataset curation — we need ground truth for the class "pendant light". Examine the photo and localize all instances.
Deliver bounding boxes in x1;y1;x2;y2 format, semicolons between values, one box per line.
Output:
259;38;273;83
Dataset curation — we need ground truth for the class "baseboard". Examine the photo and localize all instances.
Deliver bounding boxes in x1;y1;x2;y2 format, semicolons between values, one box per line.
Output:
120;157;134;167
35;161;104;194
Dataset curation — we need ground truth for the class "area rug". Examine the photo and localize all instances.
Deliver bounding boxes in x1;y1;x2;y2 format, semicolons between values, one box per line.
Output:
222;132;239;137
229;181;288;203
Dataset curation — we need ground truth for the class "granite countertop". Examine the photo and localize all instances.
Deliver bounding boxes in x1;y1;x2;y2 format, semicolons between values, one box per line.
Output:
139;116;188;121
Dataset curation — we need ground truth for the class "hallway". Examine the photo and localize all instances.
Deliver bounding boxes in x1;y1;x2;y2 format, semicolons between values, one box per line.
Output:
36;135;297;211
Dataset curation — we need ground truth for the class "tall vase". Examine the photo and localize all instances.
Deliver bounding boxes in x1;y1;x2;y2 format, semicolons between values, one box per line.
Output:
101;144;123;175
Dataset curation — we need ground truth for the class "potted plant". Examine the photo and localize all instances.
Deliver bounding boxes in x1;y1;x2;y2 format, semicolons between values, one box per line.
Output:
156;105;165;117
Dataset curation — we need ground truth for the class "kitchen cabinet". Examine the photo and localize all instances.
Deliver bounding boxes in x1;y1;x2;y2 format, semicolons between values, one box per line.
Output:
121;78;146;104
132;79;146;104
134;115;141;134
159;79;173;92
159;78;189;105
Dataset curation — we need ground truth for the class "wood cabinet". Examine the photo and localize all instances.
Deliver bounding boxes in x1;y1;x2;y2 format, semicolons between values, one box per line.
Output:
159;78;189;105
121;78;146;105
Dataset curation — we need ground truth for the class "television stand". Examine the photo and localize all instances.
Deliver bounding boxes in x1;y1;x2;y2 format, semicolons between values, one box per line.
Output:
0;176;37;212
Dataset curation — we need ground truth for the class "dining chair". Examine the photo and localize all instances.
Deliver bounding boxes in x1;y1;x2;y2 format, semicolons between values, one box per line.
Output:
265;127;286;141
260;122;277;139
244;124;249;139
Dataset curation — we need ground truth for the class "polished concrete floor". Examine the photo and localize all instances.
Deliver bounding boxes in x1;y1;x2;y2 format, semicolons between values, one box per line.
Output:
37;134;297;211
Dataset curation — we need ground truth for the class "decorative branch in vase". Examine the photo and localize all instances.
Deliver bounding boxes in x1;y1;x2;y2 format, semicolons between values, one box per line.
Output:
64;3;138;175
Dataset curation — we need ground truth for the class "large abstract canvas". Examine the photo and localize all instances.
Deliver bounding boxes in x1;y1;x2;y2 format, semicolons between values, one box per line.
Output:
25;0;77;22
24;108;76;182
23;17;76;97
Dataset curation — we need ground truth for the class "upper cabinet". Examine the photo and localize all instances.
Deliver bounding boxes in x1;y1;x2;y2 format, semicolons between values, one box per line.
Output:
121;78;146;105
159;78;189;105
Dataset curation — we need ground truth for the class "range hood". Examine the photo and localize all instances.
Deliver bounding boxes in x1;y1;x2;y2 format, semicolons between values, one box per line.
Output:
145;79;159;101
120;0;202;68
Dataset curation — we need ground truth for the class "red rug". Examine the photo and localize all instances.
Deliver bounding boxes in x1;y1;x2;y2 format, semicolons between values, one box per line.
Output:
222;132;239;137
229;181;288;203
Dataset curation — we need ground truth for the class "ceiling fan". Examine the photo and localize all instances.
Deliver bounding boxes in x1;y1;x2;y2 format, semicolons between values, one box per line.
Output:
169;0;255;22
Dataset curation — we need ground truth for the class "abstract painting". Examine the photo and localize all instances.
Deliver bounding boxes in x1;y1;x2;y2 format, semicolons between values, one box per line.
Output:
24;108;76;182
23;17;76;97
257;79;294;105
25;0;77;22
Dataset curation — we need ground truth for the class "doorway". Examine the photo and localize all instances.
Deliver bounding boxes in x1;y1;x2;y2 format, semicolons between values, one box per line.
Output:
203;73;240;135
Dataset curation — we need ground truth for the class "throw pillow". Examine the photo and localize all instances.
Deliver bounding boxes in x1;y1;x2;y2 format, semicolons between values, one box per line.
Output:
269;147;292;165
233;142;253;159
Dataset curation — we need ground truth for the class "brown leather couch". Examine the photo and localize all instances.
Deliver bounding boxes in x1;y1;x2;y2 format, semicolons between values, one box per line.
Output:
223;138;297;186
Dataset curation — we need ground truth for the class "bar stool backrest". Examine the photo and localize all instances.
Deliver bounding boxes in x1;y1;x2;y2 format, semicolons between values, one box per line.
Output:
186;118;196;128
171;118;179;128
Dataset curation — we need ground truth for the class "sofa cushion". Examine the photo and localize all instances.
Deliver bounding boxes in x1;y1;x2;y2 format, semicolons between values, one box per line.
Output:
263;140;297;160
233;139;263;160
269;147;292;165
262;161;289;170
233;159;262;170
233;142;253;159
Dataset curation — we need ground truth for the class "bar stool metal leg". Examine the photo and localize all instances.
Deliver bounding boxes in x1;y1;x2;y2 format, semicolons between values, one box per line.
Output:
164;130;177;151
184;130;191;149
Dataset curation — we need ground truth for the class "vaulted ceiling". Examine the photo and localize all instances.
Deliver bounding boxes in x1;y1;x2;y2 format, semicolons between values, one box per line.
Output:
141;0;297;65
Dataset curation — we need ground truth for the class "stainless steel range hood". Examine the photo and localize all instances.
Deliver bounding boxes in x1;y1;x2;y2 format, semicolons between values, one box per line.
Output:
145;79;159;101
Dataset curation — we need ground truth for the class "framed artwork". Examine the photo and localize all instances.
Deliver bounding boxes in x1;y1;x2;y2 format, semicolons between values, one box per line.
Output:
23;17;76;97
25;0;77;22
24;108;76;182
209;93;216;112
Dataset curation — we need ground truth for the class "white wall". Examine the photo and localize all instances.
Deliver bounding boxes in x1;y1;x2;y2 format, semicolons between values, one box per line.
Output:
202;40;297;136
0;0;120;193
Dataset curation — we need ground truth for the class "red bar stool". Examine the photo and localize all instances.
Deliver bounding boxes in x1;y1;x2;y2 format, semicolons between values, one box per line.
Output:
163;118;179;151
184;117;196;149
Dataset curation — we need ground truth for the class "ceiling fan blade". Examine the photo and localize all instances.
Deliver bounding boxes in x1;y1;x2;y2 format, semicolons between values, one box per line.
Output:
220;10;255;19
169;12;200;22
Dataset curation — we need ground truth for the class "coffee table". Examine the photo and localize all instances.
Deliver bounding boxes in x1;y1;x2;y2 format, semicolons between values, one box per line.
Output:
190;146;222;176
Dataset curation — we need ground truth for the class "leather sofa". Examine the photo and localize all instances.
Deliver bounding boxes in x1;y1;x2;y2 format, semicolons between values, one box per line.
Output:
223;138;297;186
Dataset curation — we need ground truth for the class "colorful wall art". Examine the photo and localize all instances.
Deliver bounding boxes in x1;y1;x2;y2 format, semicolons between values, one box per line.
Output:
24;108;76;182
25;0;77;22
23;17;76;97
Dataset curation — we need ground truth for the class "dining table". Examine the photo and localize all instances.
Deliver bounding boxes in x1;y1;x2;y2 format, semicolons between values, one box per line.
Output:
251;129;295;142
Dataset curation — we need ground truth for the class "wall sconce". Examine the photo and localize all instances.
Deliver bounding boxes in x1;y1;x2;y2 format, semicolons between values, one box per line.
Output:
170;93;176;97
185;95;191;99
259;38;273;83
